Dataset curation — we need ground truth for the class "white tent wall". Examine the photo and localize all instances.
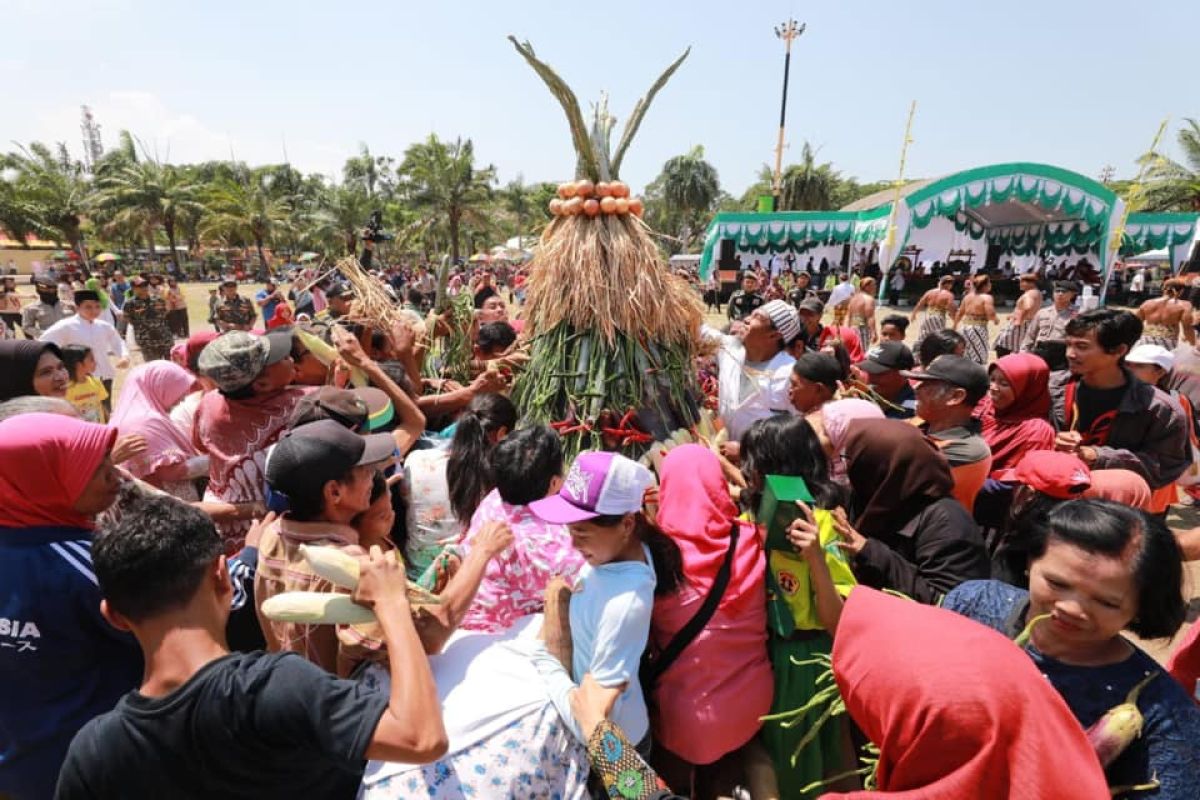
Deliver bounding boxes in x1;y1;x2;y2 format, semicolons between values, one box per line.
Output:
897;216;986;273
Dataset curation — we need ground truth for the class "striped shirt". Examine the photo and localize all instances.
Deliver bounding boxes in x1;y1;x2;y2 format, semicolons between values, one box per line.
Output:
254;517;381;676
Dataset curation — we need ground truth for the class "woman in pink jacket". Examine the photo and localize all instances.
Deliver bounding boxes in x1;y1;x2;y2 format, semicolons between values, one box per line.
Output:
648;444;772;798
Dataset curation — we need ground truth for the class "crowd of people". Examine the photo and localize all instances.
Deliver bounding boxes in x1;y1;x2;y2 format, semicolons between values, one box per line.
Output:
2;254;1200;800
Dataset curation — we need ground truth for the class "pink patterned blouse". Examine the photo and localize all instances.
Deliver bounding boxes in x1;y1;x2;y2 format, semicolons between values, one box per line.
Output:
458;488;586;632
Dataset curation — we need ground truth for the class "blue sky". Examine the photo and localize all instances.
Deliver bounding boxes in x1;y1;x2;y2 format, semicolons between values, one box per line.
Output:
5;0;1197;196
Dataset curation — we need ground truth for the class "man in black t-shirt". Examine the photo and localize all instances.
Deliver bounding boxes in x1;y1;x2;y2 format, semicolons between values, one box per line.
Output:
727;272;764;323
55;498;448;799
1048;308;1189;490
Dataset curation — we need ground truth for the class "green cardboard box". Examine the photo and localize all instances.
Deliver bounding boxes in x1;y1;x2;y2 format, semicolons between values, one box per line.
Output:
757;474;814;552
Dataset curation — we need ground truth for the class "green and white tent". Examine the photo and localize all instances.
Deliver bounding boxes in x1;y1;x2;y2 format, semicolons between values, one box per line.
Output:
1119;212;1198;270
697;209;890;279
699;162;1199;302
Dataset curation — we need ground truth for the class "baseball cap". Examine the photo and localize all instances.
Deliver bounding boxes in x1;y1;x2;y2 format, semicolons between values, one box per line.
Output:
529;451;654;525
797;297;825;316
220;278;238;288
756;300;802;344
1054;280;1082;294
326;283;353;301
993;451;1092;499
265;419;396;501
290;386;395;432
1126;344;1175;372
198;330;293;393
859;341;916;374
902;355;989;403
793;351;843;390
130;275;149;287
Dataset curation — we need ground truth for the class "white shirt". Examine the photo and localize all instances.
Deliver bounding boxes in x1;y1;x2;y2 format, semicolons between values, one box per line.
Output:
39;315;128;380
528;545;656;745
704;327;796;440
827;281;855;309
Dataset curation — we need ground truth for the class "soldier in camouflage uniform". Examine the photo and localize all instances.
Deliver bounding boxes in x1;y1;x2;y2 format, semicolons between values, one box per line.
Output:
122;275;175;362
215;279;256;332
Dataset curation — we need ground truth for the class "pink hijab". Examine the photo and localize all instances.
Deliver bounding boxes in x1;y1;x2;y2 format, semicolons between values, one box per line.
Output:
109;361;198;481
0;414;116;529
819;399;885;479
656;444;763;614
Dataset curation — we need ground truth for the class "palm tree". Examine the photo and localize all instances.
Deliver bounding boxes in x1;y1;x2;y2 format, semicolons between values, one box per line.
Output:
778;143;838;211
1143;118;1200;212
3;142;91;254
0;176;42;246
314;184;372;255
501;177;535;249
343;144;395;200
659;145;720;248
91;158;205;269
203;169;295;273
736;142;842;211
398;134;496;263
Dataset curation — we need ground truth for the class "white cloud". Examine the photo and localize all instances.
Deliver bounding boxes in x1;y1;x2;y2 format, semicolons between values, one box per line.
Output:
29;91;346;177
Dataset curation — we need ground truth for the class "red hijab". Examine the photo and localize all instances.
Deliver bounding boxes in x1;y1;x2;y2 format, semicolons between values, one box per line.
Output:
825;587;1109;799
267;304;295;329
655;444;763;614
977;353;1056;475
0;413;116;529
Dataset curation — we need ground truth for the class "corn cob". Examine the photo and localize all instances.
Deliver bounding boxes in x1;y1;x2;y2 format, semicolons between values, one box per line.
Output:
300;545;361;590
298;545;440;604
295;328;367;387
261;592;377;625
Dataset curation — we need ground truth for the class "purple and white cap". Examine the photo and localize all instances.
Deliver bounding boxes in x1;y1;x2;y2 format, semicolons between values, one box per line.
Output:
529;451;654;525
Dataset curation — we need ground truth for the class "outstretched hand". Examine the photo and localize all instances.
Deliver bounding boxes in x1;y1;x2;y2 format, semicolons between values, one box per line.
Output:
111;433;148;464
353;545;411;614
831;507;867;556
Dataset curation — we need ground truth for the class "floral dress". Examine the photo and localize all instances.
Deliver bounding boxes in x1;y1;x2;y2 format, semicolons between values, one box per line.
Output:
459;489;585;632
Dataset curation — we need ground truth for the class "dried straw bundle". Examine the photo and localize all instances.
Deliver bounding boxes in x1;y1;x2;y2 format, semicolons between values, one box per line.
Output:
522;213;703;347
332;255;404;331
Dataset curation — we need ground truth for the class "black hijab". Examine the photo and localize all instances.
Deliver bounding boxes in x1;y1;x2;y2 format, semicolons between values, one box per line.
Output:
0;341;64;401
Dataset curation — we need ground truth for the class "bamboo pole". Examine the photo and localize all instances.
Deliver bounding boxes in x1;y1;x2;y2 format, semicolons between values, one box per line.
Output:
1099;118;1169;304
878;101;917;300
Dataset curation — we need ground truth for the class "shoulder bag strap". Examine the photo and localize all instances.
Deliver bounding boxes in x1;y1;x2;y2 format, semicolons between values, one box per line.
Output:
643;521;741;689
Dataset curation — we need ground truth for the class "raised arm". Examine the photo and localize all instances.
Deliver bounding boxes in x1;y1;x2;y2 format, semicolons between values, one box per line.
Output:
331;326;425;457
357;547;449;763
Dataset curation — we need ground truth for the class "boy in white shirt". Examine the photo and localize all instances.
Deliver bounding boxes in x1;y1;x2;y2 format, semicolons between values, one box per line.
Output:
40;289;129;400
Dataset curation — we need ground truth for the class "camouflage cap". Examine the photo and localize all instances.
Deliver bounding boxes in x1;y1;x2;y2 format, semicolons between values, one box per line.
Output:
198;330;290;393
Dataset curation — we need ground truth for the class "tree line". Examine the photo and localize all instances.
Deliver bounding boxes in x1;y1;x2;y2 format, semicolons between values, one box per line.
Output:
2;118;1197;268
